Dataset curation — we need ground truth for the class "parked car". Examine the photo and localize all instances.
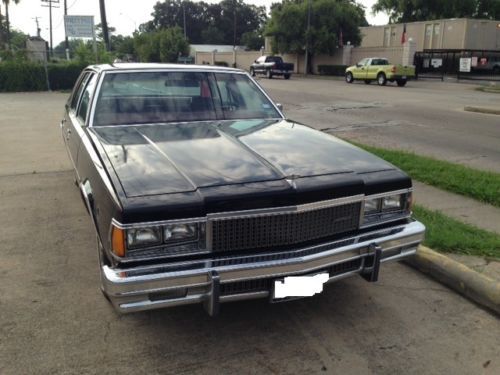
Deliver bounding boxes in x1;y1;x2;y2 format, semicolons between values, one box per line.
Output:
345;58;416;86
250;56;294;79
62;63;425;315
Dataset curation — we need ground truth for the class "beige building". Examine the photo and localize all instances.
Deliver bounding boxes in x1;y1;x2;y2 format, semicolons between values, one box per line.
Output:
361;18;500;51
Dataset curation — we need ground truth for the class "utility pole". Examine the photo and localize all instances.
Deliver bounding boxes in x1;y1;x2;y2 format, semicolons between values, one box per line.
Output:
41;0;60;58
64;0;69;59
32;17;41;37
99;0;110;51
304;0;311;76
183;4;186;38
233;0;237;48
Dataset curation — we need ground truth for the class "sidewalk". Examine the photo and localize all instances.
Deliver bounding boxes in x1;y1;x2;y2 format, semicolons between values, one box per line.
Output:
412;181;500;281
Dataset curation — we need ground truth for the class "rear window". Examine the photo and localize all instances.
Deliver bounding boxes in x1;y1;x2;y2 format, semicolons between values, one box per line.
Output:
266;56;283;63
93;71;281;126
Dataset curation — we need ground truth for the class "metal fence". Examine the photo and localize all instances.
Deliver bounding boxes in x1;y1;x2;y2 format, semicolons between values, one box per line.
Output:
414;49;500;82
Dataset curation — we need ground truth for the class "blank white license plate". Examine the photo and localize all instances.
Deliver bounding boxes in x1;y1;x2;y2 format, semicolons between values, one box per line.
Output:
273;273;329;299
402;76;407;79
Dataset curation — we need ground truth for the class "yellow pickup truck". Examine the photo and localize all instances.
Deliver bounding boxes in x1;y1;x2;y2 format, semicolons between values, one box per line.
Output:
345;58;415;87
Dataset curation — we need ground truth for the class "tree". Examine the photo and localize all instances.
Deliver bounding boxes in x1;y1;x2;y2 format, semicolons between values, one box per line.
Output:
241;30;264;50
201;26;225;44
266;0;367;55
141;0;266;45
134;27;189;63
2;0;21;50
372;0;500;23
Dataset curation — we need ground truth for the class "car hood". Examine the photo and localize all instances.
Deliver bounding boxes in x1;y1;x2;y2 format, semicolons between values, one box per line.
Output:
90;119;396;198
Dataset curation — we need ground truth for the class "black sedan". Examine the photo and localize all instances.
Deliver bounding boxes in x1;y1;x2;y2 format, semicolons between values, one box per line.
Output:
61;64;425;315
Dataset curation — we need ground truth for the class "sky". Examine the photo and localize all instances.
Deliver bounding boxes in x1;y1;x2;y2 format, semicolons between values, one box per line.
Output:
4;0;388;47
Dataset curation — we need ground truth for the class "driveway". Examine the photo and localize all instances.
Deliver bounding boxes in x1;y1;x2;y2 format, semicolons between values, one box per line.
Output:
0;91;499;374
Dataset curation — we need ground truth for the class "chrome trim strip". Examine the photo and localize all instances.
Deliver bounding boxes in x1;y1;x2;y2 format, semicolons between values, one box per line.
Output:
111;217;207;230
365;188;413;200
207;194;364;220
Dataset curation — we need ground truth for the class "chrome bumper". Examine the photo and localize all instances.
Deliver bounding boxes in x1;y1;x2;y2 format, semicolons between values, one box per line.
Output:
101;220;425;315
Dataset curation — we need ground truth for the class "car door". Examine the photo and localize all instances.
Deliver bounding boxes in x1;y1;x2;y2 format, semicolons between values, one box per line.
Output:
62;71;90;171
64;71;98;177
255;56;266;73
366;59;380;80
352;58;368;79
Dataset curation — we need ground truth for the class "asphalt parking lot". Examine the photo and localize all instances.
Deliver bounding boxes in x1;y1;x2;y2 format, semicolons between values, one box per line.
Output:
1;84;499;374
260;77;500;174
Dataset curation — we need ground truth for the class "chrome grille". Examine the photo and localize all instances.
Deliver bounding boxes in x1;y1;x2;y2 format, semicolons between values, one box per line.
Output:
211;202;361;252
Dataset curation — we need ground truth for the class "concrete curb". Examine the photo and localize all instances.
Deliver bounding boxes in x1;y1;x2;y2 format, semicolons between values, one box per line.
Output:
464;106;500;115
404;246;500;316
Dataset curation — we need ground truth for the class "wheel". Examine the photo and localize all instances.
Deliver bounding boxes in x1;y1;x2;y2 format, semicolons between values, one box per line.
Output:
397;79;407;87
250;68;256;77
284;74;291;80
364;80;371;84
266;69;273;79
345;72;354;83
377;73;387;86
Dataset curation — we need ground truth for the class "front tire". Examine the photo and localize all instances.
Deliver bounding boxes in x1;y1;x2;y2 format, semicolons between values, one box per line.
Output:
266;69;273;79
397;79;407;87
345;72;354;83
250;68;256;77
377;73;387;86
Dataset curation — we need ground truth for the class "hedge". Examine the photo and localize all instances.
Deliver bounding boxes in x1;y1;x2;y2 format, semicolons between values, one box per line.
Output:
0;61;86;92
317;65;348;76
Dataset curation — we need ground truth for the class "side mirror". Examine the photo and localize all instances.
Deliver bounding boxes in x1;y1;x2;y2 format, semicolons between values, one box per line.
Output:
276;103;283;111
356;63;361;68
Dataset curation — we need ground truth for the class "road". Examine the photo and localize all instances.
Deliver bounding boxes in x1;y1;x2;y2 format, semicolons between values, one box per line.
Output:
0;91;499;375
259;77;500;173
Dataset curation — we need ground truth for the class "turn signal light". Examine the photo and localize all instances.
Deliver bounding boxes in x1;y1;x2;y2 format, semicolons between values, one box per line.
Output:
111;226;126;257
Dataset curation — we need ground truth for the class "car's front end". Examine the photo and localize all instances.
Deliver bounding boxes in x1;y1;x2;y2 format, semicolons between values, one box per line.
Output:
102;190;424;315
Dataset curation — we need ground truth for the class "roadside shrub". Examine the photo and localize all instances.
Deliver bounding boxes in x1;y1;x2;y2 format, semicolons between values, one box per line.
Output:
47;62;86;91
0;61;86;92
0;62;46;92
317;65;348;76
214;61;229;67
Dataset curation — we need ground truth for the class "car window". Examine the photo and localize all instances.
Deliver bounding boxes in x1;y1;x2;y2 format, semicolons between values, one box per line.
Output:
70;72;90;111
214;73;280;120
256;56;266;63
372;59;389;66
77;73;97;123
266;56;283;63
358;59;368;66
92;71;281;126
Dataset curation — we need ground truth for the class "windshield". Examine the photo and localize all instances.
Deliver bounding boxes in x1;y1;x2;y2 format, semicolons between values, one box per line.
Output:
93;71;281;126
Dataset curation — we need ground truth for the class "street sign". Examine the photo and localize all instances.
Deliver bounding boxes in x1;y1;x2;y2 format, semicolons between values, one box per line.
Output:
459;58;472;73
64;15;95;38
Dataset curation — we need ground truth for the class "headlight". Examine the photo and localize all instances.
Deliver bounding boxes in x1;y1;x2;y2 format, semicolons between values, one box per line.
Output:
382;195;402;211
127;227;162;248
164;223;198;243
364;198;380;214
362;192;411;226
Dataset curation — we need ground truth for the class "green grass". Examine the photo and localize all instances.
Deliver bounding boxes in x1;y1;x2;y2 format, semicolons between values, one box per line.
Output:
352;143;500;208
413;205;500;259
476;86;500;93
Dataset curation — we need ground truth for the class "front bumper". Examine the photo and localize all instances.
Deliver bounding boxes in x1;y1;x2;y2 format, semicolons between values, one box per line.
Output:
101;220;425;315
